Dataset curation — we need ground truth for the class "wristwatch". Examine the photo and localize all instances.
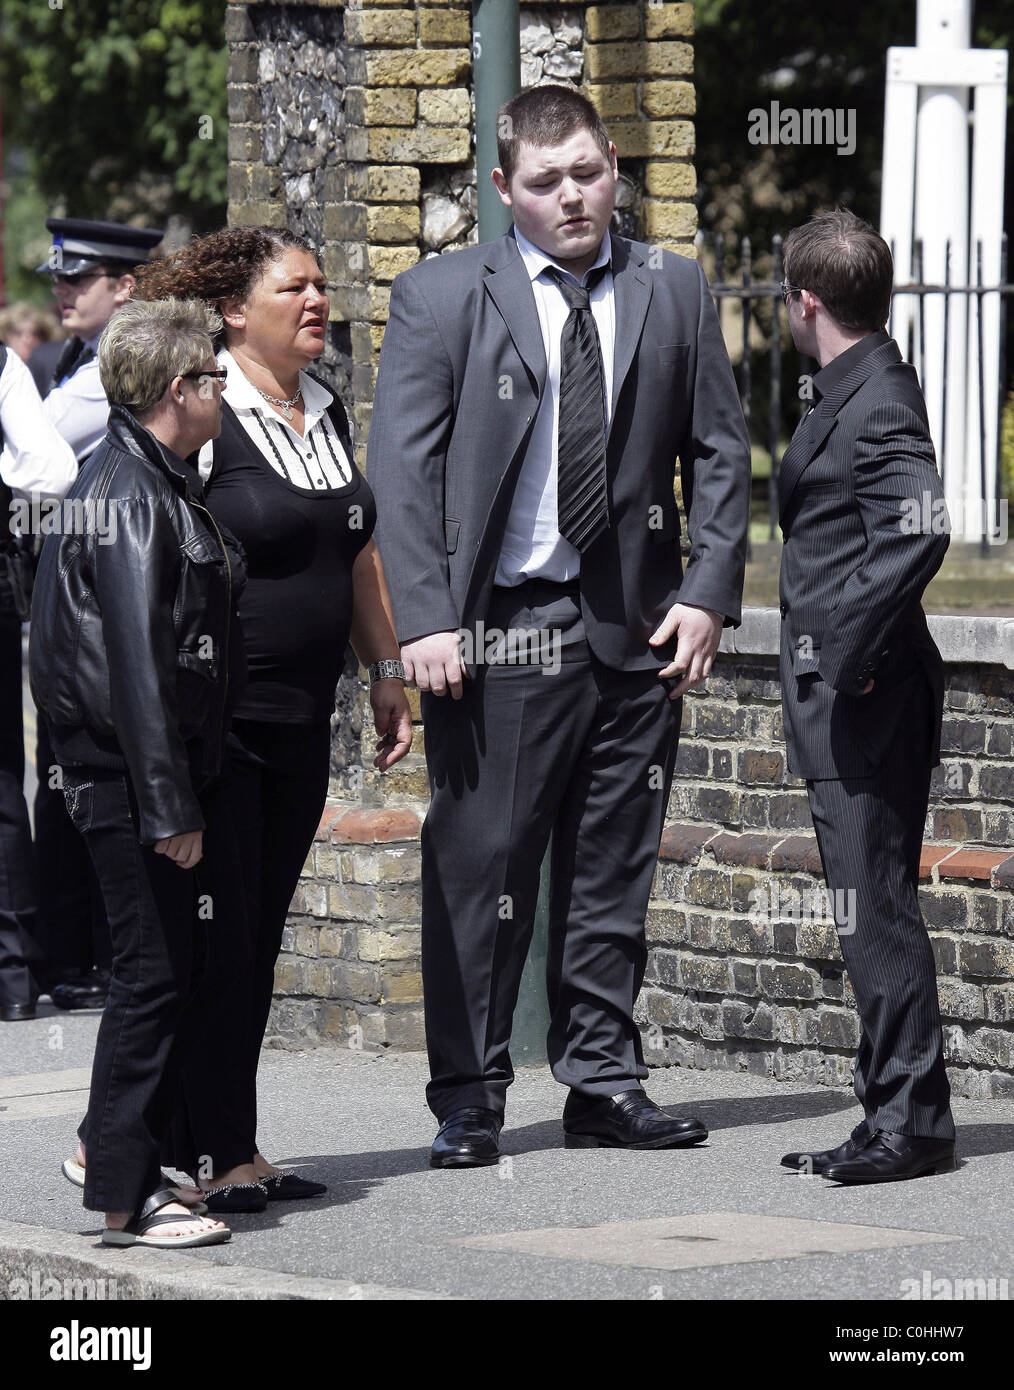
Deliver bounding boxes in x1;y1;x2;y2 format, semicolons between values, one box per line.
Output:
368;658;405;684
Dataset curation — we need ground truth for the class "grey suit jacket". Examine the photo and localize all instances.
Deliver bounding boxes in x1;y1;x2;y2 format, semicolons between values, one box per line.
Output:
778;332;949;780
367;229;750;672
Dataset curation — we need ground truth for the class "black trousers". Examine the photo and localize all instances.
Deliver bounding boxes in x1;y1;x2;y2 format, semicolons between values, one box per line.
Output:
169;718;330;1177
63;767;205;1214
420;584;682;1120
806;675;954;1140
34;711;110;986
0;603;39;1006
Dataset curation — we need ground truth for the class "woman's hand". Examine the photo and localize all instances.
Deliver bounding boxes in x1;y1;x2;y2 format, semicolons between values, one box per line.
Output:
154;831;204;870
370;679;414;771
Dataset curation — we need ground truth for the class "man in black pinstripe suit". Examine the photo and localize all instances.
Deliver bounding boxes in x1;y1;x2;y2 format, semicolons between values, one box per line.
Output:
776;210;956;1185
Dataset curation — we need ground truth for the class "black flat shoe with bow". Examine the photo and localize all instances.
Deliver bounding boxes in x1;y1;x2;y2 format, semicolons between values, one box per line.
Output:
199;1181;268;1213
260;1172;327;1200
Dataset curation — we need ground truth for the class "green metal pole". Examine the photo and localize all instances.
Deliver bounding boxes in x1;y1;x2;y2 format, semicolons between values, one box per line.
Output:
473;0;520;243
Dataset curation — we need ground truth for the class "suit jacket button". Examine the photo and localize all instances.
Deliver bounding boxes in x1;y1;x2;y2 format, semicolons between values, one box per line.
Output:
779;604;787;618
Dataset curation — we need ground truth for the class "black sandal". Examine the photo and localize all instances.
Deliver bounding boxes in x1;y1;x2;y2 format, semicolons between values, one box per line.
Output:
102;1187;231;1248
62;1158;208;1213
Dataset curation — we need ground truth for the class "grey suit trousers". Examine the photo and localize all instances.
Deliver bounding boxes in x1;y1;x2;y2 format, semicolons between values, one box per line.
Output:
419;584;681;1120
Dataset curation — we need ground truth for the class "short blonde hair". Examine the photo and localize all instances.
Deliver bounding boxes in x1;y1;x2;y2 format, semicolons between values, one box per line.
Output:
99;298;223;413
0;302;62;344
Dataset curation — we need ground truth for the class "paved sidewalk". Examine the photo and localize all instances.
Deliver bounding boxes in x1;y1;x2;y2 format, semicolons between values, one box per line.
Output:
1;1005;1012;1300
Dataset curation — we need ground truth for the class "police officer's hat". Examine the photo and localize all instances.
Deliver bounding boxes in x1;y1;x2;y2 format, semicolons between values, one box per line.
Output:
37;218;164;276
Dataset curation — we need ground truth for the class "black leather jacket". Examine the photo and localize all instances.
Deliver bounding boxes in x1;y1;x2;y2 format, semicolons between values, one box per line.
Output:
30;405;242;844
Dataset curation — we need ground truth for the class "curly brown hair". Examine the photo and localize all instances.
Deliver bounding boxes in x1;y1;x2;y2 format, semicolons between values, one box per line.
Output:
134;226;316;343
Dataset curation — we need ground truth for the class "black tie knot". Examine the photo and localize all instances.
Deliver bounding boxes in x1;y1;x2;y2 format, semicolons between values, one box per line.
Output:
545;262;609;311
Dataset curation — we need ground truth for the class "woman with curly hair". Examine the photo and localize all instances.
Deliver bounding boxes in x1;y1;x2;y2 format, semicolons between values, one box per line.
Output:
137;227;412;1212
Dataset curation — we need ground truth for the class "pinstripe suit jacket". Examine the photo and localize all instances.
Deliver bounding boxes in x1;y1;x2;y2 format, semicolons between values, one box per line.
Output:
778;332;949;780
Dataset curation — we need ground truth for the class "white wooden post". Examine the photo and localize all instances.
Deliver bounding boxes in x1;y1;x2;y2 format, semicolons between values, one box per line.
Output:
880;0;1008;536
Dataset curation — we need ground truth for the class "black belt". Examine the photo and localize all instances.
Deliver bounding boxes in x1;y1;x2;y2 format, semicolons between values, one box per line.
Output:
494;577;580;597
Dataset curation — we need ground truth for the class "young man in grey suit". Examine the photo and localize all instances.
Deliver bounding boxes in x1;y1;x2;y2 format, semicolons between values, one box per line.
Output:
777;210;955;1184
369;87;750;1166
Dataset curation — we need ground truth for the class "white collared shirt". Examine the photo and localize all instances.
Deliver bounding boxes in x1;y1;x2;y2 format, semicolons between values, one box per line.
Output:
0;347;78;498
198;347;354;489
42;333;108;462
494;227;615;587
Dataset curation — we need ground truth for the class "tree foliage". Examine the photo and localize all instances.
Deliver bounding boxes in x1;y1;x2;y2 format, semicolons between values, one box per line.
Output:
1;0;228;232
694;0;1014;259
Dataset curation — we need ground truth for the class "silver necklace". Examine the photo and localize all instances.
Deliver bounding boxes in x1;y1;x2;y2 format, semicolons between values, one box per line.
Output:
255;383;302;421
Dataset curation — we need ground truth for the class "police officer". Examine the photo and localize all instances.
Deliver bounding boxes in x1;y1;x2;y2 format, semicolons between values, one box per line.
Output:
36;219;165;457
0;344;76;1019
31;218;164;1010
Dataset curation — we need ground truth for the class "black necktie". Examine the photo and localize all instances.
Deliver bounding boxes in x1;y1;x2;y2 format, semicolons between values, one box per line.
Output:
547;264;610;551
52;337;94;387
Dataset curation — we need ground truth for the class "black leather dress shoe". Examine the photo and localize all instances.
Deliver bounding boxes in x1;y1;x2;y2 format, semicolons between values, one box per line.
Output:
1;1002;36;1022
563;1089;708;1149
430;1107;502;1168
51;969;109;1011
822;1131;956;1185
781;1127;871;1175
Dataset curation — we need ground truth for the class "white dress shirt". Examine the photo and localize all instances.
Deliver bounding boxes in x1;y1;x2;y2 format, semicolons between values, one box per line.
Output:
0;347;78;498
494;227;615;587
42;334;109;462
198;347;354;490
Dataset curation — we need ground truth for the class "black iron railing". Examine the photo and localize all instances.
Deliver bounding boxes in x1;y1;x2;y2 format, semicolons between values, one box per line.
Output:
703;232;1013;552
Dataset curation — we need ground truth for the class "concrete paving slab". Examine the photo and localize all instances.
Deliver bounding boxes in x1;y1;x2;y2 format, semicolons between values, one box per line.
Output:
457;1210;955;1271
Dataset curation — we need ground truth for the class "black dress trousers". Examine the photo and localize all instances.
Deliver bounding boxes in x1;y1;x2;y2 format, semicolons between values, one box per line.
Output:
63;766;205;1214
420;585;682;1121
805;674;954;1141
0;595;39;1006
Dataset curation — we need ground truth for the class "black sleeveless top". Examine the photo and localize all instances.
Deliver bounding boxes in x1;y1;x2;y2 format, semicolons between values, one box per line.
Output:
204;392;375;724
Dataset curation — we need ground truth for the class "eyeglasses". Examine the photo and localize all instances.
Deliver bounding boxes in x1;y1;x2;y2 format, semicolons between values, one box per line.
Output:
181;368;228;383
781;281;803;304
50;270;114;289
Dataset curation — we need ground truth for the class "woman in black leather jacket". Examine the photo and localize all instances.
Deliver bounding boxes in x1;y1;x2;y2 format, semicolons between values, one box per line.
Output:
29;298;239;1248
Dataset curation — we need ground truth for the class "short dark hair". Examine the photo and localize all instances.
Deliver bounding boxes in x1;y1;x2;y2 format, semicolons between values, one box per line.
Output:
783;209;894;332
496;85;611;183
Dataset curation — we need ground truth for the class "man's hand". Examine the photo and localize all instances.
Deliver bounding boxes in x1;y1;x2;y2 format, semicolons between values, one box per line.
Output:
154;831;203;871
401;630;466;699
649;603;724;700
370;679;414;770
